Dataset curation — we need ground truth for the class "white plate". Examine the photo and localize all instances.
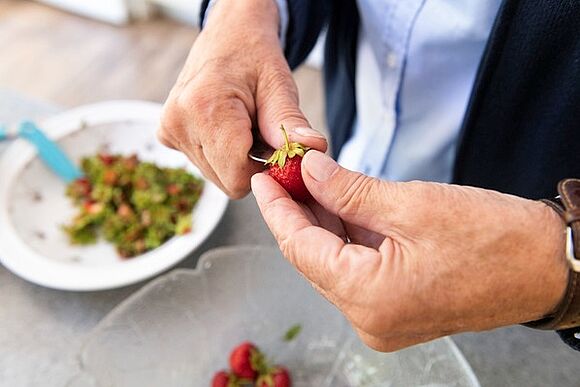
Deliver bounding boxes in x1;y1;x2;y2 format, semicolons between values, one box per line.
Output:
0;100;229;291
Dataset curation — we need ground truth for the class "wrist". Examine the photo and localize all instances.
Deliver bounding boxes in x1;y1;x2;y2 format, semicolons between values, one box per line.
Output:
535;203;569;318
205;0;280;39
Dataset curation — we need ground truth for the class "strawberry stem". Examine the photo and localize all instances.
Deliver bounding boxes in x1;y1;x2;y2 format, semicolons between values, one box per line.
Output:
280;125;290;149
266;125;310;168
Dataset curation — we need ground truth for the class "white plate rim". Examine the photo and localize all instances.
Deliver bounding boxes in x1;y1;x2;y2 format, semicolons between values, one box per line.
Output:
0;100;229;291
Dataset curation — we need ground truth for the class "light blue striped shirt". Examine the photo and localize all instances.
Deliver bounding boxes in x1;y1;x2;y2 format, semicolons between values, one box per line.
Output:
338;0;502;182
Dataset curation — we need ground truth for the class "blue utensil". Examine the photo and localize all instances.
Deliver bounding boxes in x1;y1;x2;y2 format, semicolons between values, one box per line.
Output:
1;121;83;183
0;123;12;141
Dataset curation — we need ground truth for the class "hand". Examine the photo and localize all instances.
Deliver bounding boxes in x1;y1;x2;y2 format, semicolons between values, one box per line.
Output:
158;0;327;199
252;150;569;352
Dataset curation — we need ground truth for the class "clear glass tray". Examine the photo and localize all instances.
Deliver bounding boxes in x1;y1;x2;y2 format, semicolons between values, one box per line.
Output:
68;246;479;387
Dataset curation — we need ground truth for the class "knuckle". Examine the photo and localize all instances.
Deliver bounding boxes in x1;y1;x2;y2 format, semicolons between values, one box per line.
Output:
163;91;225;149
187;90;213;113
160;100;184;133
267;106;307;126
185;70;254;114
224;186;250;200
278;235;293;260
259;65;298;102
160;108;189;150
156;129;174;148
221;174;251;199
224;191;248;200
335;174;376;218
262;63;294;90
171;87;223;126
175;88;213;121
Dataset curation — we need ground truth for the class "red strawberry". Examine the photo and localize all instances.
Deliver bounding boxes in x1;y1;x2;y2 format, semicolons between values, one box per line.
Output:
257;367;291;387
211;370;233;387
266;125;311;202
229;342;259;380
272;367;291;387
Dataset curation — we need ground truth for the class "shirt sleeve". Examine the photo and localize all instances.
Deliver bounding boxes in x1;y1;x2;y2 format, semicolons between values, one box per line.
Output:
203;0;289;48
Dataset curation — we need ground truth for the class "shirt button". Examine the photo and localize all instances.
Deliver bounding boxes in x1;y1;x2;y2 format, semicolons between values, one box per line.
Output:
386;52;398;68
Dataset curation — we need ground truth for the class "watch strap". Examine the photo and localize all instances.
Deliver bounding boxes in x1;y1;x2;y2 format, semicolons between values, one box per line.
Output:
526;179;580;330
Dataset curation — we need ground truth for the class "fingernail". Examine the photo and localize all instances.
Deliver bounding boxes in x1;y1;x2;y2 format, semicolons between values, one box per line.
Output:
293;127;326;139
304;151;338;182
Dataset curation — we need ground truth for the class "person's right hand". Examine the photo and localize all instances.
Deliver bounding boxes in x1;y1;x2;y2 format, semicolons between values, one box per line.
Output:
158;0;327;199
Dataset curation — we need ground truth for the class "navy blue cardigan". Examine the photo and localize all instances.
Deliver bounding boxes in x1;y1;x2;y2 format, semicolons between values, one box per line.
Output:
200;0;580;350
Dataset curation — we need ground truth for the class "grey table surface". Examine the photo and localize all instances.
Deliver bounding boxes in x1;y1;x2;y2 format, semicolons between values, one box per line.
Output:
0;90;577;387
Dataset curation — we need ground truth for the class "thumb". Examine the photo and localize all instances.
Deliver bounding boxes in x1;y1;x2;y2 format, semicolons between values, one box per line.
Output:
255;63;328;151
302;151;404;232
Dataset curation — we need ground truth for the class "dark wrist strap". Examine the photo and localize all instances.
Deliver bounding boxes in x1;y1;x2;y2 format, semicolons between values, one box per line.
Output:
526;179;580;330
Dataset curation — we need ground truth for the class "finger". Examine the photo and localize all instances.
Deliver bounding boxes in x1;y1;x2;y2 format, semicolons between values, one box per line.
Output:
301;151;404;233
252;173;343;291
158;116;231;195
252;173;382;294
305;201;348;241
255;61;328;152
298;200;348;241
187;144;230;195
198;102;265;199
297;202;319;226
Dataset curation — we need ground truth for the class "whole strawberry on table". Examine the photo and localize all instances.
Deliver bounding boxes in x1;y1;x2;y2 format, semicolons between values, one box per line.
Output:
211;341;291;387
265;125;311;202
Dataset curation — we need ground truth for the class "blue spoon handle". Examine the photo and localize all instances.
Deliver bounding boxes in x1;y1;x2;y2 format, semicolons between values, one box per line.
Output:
0;124;8;141
18;121;83;183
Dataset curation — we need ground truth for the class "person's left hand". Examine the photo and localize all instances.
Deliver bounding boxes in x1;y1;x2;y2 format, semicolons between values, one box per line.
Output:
251;150;569;352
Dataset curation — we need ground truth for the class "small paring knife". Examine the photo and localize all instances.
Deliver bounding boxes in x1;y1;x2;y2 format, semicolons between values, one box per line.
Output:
248;139;275;164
